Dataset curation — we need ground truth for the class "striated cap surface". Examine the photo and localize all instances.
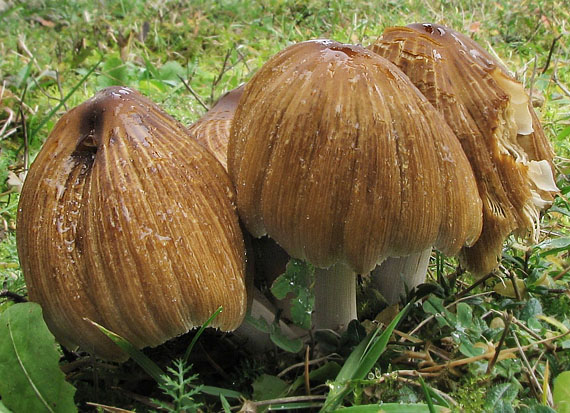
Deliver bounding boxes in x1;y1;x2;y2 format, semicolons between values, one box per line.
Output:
370;23;558;274
17;87;247;361
228;40;482;275
188;85;245;170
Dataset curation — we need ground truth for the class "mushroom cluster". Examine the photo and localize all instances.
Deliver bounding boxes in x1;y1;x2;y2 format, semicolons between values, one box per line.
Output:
17;23;558;358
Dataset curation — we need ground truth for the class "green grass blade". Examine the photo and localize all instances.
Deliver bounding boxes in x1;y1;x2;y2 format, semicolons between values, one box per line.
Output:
200;385;242;400
323;303;411;411
29;59;101;143
352;302;411;379
265;401;323;410
332;331;375;384
183;306;223;362
220;394;232;412
84;318;165;384
418;375;437;413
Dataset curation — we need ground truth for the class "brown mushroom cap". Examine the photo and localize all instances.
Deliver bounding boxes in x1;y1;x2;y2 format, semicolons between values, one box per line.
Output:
188;85;245;169
17;87;247;361
228;40;482;275
369;23;558;275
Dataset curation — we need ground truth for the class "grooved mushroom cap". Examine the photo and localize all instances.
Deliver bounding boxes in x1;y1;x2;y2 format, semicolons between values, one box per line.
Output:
370;23;558;275
17;87;248;361
188;85;245;170
228;39;483;275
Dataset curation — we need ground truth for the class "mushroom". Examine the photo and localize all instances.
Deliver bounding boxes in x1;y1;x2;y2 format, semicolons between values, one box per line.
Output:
187;85;301;347
370;23;558;276
188;85;245;170
228;40;483;330
17;87;248;361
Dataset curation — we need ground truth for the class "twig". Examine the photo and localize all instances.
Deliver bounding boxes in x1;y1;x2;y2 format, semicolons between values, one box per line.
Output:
552;265;570;281
504;267;523;301
178;75;209;111
553;70;570;99
110;387;167;411
198;341;228;380
418;331;570;373
512;331;543;400
405;292;493;338
56;70;68;111
86;402;136;413
455;271;496;299
29;59;100;142
0;107;15;140
488;309;555;352
18;86;29;171
528;56;538;106
241;395;326;409
486;312;512;374
541;34;563;74
60;356;117;375
303;346;310;396
236;46;250;72
0;290;28;303
277;354;339;378
393;375;458;407
211;48;233;103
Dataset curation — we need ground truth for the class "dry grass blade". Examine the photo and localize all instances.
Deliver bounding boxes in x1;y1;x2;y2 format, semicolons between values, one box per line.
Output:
419;331;570;374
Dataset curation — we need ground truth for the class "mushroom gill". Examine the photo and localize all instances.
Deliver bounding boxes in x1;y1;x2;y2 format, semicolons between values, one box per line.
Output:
370;23;558;275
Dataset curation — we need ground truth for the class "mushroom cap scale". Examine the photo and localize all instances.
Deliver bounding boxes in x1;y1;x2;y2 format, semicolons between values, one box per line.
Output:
17;87;247;361
370;23;557;275
228;40;482;275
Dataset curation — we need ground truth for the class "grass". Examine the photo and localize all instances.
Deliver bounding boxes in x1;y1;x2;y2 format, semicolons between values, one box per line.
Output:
0;0;569;411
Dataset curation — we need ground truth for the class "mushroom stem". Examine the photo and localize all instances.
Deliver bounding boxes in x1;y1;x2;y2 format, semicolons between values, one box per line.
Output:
313;263;357;331
370;248;432;304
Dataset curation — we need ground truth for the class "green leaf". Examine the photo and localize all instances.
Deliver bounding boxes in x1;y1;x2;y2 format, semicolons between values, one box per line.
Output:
158;61;186;84
252;374;289;401
288;361;342;393
518;406;556;413
554;371;570;413
220;394;232;413
535;237;570;257
245;314;271;333
456;302;473;330
97;55;133;88
423;297;455;327
556;125;570;141
184;306;223;362
200;385;242;400
269;323;303;353
0;400;13;413
520;298;543;322
484;382;518;412
0;303;77;413
271;259;315;329
418;375;437;413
